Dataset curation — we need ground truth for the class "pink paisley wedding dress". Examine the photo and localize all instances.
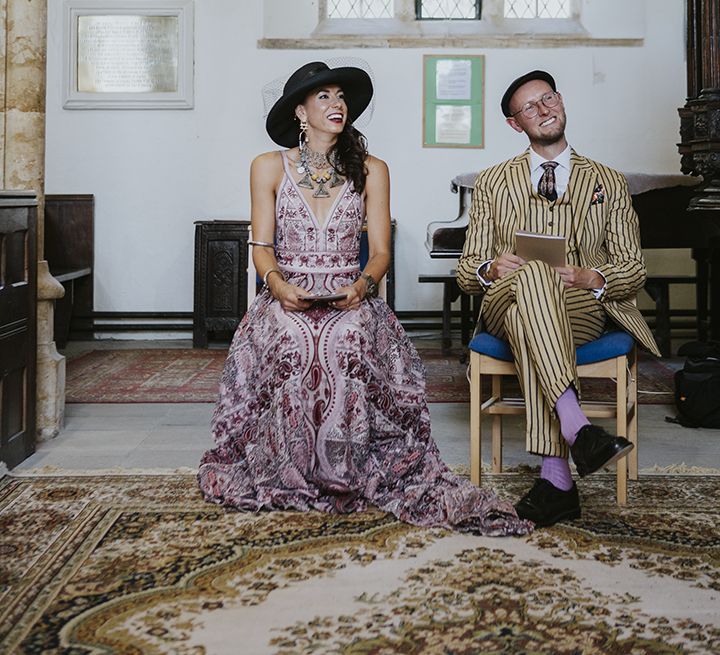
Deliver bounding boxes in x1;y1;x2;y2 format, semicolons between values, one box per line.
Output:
197;153;531;536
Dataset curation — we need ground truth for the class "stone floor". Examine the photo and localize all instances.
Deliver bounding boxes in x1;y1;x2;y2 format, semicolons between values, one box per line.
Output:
14;337;720;474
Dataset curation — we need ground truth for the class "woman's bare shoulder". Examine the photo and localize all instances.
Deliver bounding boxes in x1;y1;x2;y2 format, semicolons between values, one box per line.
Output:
365;154;389;177
251;150;284;171
250;151;288;190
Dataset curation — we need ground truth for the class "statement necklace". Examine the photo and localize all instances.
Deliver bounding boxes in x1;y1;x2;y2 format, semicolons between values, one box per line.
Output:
297;143;344;198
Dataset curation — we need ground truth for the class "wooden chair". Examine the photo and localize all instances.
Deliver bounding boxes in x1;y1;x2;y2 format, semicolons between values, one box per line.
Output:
469;331;638;505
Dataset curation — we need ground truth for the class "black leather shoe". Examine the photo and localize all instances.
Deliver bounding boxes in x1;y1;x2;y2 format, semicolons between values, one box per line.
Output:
570;424;634;477
515;479;581;527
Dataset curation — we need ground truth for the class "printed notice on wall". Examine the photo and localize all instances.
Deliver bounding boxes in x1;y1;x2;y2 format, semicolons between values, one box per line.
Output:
435;59;472;100
77;15;179;93
423;55;483;148
435;105;472;144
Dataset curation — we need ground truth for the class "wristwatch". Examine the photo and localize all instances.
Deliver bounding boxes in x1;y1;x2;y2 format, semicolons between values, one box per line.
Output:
360;272;378;298
477;260;494;286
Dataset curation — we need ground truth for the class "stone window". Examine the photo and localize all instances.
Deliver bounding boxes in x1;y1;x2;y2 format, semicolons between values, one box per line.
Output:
260;0;642;49
327;0;482;20
416;1;482;20
504;0;571;18
327;0;393;19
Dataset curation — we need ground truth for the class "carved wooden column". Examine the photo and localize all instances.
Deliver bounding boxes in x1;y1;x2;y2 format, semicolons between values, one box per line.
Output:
679;0;720;201
679;0;720;339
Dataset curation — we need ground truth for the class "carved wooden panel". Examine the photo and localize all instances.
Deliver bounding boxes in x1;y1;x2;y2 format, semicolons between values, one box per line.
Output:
0;192;37;469
679;0;720;193
679;0;720;340
193;221;250;347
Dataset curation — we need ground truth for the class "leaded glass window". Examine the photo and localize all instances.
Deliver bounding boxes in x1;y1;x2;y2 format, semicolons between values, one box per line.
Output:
416;0;481;19
504;0;570;18
327;0;393;18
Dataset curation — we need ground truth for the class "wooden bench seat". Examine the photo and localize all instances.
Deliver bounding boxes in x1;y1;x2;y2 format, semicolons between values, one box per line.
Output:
44;195;94;347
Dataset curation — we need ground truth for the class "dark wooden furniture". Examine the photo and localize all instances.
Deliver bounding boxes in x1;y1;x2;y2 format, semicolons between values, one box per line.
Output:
0;191;37;469
632;182;714;354
193;220;251;348
644;276;705;357
44;194;94;347
418;272;478;354
678;0;720;340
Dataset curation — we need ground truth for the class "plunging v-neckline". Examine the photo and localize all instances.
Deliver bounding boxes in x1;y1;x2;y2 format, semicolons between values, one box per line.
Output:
282;151;349;231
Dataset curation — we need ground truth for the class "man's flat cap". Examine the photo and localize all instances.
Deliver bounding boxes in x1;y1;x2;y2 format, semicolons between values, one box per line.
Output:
501;70;556;117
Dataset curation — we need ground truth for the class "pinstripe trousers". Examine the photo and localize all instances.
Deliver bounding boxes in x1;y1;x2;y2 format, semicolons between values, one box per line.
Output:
481;260;606;457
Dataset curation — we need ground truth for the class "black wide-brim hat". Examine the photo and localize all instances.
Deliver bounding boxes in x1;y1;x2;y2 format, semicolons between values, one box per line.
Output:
266;61;373;148
501;70;556;117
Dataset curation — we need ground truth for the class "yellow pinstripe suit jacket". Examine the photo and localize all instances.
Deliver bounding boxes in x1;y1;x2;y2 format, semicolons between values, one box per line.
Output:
456;149;661;357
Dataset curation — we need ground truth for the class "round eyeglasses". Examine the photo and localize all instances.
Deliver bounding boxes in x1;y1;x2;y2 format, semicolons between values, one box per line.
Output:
511;91;561;119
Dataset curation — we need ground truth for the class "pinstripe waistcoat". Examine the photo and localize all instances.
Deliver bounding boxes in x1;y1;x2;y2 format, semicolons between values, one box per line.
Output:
456;148;661;357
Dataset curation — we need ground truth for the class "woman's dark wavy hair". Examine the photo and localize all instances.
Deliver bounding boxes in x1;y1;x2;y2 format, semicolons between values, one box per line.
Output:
330;123;369;195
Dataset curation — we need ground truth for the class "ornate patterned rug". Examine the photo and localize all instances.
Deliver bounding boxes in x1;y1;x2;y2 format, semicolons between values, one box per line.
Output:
64;348;476;404
65;348;675;404
1;471;717;654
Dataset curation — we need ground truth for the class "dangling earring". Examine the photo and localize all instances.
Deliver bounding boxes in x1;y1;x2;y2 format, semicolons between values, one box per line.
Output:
296;118;314;189
298;119;308;150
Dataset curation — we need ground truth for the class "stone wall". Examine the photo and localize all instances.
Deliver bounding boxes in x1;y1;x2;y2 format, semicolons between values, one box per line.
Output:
1;0;47;247
1;0;65;442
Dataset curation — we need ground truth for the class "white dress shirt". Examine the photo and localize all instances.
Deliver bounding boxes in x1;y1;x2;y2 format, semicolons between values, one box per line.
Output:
529;145;571;198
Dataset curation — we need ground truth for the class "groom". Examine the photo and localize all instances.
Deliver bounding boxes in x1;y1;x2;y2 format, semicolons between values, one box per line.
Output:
457;70;660;527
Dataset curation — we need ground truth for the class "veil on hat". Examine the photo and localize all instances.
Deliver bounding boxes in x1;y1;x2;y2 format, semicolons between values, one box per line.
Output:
262;57;376;130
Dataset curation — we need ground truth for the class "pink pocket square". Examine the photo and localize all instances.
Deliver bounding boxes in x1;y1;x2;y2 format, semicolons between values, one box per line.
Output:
591;183;605;205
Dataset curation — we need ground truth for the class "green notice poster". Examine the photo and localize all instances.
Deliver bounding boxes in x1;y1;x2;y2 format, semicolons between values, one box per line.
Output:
423;55;484;148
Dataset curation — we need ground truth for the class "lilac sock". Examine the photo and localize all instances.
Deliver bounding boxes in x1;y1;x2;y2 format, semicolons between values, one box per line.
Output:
541;456;574;491
555;386;590;446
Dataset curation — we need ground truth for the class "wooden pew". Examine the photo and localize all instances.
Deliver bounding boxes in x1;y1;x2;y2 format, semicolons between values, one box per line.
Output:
44;194;94;347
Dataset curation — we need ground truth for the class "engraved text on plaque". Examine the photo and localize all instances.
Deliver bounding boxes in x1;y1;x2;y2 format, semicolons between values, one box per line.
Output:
77;15;179;93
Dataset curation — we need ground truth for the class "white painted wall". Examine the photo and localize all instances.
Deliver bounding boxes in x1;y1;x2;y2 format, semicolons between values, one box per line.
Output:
44;0;688;320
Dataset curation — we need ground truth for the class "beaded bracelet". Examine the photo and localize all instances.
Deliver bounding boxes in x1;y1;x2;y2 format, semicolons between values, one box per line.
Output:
263;268;284;287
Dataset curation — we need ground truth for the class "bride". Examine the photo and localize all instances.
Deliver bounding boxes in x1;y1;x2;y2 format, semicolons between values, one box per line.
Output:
197;61;531;537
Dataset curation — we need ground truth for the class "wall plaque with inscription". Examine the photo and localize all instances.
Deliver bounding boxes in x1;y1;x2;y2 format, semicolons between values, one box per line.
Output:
77;15;179;93
64;1;194;109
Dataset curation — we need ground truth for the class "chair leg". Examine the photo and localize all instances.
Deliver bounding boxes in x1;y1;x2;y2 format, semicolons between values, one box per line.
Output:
648;280;672;357
695;250;709;342
441;281;454;355
628;349;639;480
616;356;628;505
492;375;503;472
617;457;628;505
470;351;482;486
460;292;471;348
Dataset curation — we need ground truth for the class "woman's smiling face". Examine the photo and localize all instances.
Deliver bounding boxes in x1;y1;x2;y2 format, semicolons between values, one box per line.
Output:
296;85;348;137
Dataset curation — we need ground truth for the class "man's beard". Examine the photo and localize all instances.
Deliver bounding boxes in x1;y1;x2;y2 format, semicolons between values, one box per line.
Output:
533;113;567;146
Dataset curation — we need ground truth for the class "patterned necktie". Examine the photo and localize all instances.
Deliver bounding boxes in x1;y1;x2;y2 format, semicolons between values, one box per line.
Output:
538;161;559;201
